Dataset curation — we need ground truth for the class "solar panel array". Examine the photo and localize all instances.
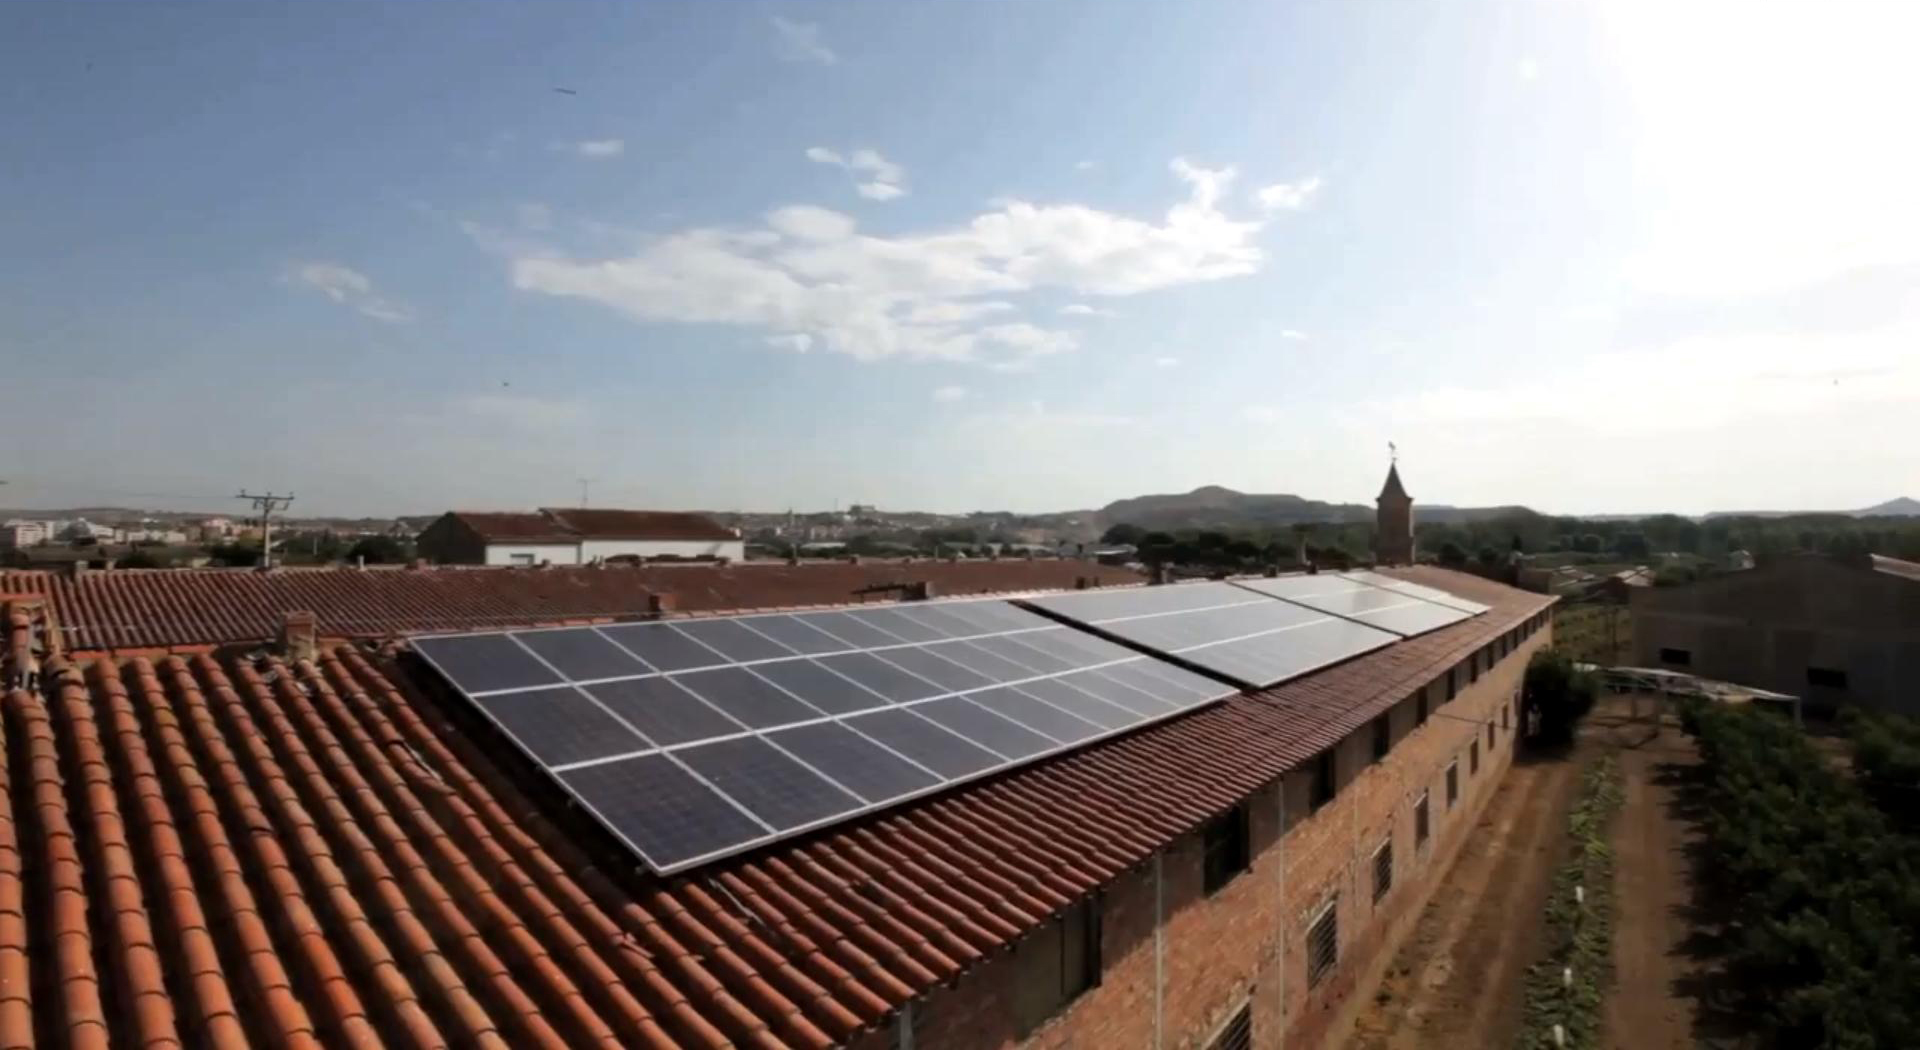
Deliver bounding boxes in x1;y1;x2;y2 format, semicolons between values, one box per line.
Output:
1022;581;1404;689
1232;574;1474;637
1338;570;1491;615
412;597;1233;873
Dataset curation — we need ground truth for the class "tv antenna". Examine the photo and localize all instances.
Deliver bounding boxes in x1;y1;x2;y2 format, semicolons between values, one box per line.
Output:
577;477;595;507
235;490;295;569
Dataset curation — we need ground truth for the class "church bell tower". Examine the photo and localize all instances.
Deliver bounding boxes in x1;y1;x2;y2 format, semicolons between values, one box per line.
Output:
1375;450;1414;566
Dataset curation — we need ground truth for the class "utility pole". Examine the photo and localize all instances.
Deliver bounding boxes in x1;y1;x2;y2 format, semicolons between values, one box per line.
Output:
235;491;295;569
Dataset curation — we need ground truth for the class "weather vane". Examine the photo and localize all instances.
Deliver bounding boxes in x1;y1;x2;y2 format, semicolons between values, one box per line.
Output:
1388;440;1397;464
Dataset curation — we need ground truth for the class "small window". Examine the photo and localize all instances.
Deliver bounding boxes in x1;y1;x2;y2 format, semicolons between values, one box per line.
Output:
1470;740;1480;775
1469;651;1481;684
1013;898;1101;1034
1446;668;1458;702
1370;714;1390;763
1206;1002;1252;1050
1414;792;1430;849
509;553;536;566
1202;805;1251;895
1372;839;1393;903
1807;666;1848;690
1309;749;1336;813
1446;762;1459;807
1502;703;1510;732
1487;722;1496;749
1659;647;1691;668
1415;690;1429;727
1306;898;1339;987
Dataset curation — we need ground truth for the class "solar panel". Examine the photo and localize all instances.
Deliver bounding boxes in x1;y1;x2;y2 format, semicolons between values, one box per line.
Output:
412;596;1233;873
1231;574;1473;638
1338;571;1491;615
1022;581;1401;689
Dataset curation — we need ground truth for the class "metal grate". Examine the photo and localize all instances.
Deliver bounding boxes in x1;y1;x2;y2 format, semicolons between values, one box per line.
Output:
1447;761;1459;807
1307;897;1339;987
1207;1002;1252;1050
1373;839;1393;903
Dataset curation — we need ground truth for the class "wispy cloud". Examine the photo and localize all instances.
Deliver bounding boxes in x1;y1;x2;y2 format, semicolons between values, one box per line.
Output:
458;392;589;430
1075;160;1097;172
1281;329;1308;340
1153;356;1181;368
1518;57;1540;82
560;139;625;159
1256;176;1323;212
494;157;1276;369
771;16;836;65
284;262;414;323
765;333;814;353
1060;303;1115;318
806;146;907;201
516;203;553;231
932;385;968;403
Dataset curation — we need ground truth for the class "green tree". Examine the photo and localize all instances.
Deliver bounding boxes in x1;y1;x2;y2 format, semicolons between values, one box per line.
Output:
1523;649;1598;745
1438;541;1468;567
1613;531;1650;558
1476;545;1502;570
347;535;409;564
1100;523;1147;546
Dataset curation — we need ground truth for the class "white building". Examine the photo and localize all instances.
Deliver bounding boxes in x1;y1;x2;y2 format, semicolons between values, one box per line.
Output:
0;520;55;548
416;507;745;566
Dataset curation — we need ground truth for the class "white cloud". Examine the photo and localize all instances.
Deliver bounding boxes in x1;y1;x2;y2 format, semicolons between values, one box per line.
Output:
807;146;908;201
1075;160;1097;171
765;333;814;353
1518;57;1540;82
285;262;414;323
1154;356;1181;368
1060;303;1115;317
771;16;837;65
1281;329;1308;340
932;385;968;402
498;157;1274;368
569;139;625;159
1256;175;1323;212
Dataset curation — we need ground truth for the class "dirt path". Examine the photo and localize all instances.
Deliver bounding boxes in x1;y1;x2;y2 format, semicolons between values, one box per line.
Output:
1602;706;1703;1049
1341;743;1589;1050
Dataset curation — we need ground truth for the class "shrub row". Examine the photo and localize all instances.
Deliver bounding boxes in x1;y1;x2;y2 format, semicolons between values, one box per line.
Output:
1682;702;1920;1049
1518;756;1623;1050
1842;707;1920;829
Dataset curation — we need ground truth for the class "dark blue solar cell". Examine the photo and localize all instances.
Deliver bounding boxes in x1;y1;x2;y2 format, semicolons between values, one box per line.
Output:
926;640;1037;684
562;754;768;871
816;651;945;703
736;614;851;655
933;601;1049;635
967;686;1102;744
794;611;902;649
970;633;1074;675
672;618;799;663
888;604;982;639
584;676;743;746
676;736;862;831
414;634;560;693
843;708;1001;779
672;667;822;729
598;622;728;673
911;696;1055;759
845;607;945;643
872;646;994;692
1010;678;1138;731
1065;666;1181;716
750;659;889;715
476;687;651;766
512;628;653;681
767;721;941;803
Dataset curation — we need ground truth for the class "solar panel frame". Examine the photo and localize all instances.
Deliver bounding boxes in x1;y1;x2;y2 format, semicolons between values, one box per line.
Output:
411;595;1238;874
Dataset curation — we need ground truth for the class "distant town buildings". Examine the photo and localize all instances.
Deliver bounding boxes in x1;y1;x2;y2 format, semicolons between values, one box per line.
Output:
416;507;746;565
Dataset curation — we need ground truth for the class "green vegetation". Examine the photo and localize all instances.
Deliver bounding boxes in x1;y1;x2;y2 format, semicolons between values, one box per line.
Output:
1519;757;1623;1050
1842;708;1920;829
1680;702;1920;1048
1417;511;1920;569
1523;649;1599;746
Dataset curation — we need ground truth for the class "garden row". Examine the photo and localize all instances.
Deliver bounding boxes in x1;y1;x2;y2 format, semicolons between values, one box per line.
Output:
1681;702;1920;1049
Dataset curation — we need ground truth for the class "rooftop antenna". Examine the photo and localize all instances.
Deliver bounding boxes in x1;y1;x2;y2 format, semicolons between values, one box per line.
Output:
577;477;593;507
235;490;295;569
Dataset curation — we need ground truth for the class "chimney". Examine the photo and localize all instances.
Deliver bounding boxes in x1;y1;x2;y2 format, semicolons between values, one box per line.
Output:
357;555;366;570
647;592;676;617
103;558;117;572
848;554;862;565
411;558;430;571
1263;564;1279;578
281;611;318;662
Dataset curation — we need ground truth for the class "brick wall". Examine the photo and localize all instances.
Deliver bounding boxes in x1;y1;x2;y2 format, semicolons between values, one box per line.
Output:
860;618;1552;1050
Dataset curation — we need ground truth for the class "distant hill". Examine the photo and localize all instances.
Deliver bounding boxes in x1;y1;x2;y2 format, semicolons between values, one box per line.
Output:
1858;497;1920;517
1094;486;1539;532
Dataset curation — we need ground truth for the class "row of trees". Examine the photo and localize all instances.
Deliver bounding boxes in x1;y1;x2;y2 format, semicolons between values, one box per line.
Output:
1843;708;1920;830
1418;512;1920;567
1680;702;1920;1048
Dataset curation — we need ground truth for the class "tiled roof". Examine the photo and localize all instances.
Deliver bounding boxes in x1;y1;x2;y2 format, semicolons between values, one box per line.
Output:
0;560;1145;653
0;568;1550;1048
535;509;737;542
442;512;576;543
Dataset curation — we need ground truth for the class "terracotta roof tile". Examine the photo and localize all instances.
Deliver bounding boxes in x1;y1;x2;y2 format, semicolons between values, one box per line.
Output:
0;567;1550;1046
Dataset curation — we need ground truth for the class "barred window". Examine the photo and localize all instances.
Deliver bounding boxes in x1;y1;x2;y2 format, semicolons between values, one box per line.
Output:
1372;839;1393;903
1414;792;1430;849
1206;1003;1252;1050
1447;761;1459;807
1306;898;1339;987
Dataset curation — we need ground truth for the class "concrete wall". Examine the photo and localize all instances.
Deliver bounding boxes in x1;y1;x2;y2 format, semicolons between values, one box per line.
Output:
852;614;1550;1050
577;538;745;562
1630;557;1920;714
481;543;582;566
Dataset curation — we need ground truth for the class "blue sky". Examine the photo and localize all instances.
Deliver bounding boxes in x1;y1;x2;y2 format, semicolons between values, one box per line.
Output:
6;1;1918;517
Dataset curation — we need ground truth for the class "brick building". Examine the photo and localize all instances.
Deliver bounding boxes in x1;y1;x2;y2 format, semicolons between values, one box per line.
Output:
0;557;1550;1049
1373;463;1413;567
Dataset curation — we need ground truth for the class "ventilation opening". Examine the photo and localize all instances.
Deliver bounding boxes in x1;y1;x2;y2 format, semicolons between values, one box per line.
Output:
1307;897;1339;987
1206;1002;1252;1050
